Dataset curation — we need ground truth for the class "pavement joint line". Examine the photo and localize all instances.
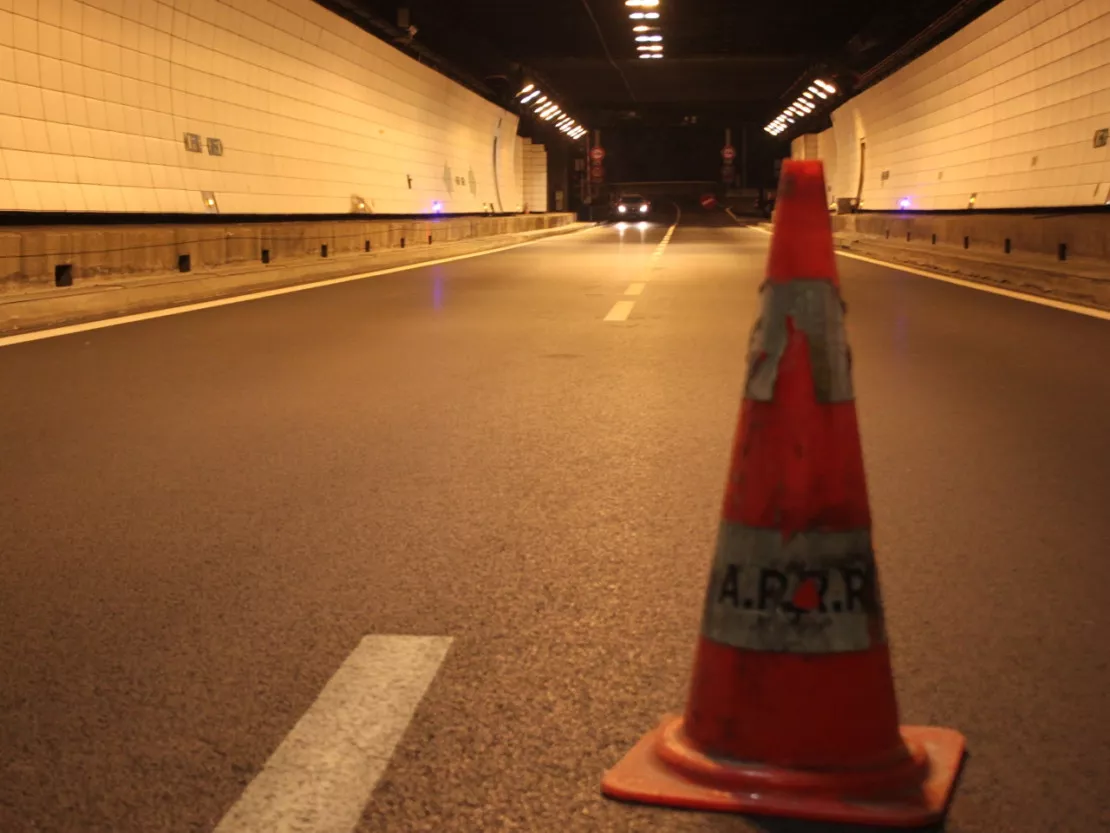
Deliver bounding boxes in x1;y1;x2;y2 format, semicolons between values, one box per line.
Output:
0;224;601;348
213;635;452;833
742;224;1110;322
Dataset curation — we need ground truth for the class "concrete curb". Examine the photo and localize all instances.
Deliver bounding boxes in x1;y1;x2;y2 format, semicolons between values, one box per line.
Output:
0;222;599;337
733;216;1110;313
832;234;1110;312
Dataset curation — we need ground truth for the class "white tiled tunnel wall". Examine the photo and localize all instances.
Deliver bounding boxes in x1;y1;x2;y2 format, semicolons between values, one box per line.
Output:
511;135;525;212
0;0;526;214
800;0;1110;209
522;139;548;213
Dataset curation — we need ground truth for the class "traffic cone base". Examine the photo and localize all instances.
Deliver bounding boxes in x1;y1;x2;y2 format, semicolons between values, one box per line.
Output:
601;715;965;828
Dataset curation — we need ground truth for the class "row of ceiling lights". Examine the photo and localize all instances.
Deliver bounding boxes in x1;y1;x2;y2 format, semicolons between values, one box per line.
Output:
515;84;587;140
764;78;838;136
626;0;663;59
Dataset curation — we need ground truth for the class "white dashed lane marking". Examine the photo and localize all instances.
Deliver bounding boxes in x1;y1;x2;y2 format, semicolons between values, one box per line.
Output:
604;300;637;322
605;206;681;322
213;635;452;833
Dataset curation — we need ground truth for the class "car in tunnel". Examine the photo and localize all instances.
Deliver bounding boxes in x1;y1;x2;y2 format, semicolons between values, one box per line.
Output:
612;193;652;220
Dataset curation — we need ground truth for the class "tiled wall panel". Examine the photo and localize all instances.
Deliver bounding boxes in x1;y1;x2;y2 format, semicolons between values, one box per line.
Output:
522;138;548;213
0;0;542;214
798;0;1110;209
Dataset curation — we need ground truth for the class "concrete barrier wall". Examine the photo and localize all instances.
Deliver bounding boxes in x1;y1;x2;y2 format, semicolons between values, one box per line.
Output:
0;0;551;215
794;0;1110;210
830;212;1110;261
0;213;577;289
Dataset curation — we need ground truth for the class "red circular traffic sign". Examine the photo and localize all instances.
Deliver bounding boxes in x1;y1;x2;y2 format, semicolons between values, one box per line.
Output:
590;147;606;162
721;145;736;161
700;193;718;209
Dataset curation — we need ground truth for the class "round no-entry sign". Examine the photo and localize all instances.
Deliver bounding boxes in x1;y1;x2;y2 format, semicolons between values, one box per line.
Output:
721;145;736;161
590;147;605;162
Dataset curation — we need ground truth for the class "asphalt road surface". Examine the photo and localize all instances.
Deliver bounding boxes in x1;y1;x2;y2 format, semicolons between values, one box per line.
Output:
2;210;1108;833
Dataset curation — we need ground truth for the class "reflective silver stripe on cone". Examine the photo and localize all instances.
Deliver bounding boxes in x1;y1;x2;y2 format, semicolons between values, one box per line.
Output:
700;522;886;653
746;279;854;403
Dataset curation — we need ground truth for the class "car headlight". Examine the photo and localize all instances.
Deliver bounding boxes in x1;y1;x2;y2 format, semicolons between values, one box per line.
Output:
639;204;648;213
617;204;627;213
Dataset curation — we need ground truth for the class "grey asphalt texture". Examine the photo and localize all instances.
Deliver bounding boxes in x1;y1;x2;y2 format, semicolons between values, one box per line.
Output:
2;210;1108;833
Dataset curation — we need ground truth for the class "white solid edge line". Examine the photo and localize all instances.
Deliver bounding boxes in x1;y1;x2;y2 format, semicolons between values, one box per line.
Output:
604;300;636;321
742;224;1110;322
625;282;646;296
213;635;453;833
0;225;600;348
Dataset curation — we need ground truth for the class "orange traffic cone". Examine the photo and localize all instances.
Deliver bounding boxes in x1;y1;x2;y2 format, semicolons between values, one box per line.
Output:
601;159;966;827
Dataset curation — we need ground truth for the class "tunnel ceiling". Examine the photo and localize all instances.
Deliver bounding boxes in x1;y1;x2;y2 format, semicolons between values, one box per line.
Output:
321;0;1004;130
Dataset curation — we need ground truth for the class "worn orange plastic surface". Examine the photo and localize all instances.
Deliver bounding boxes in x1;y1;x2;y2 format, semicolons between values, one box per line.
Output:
601;715;966;827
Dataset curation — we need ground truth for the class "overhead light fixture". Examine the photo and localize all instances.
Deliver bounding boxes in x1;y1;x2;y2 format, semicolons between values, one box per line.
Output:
637;44;663;51
804;91;814;99
625;0;659;6
518;84;535;96
521;90;541;104
632;24;658;32
649;53;663;58
815;78;837;93
635;35;663;42
629;11;660;18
